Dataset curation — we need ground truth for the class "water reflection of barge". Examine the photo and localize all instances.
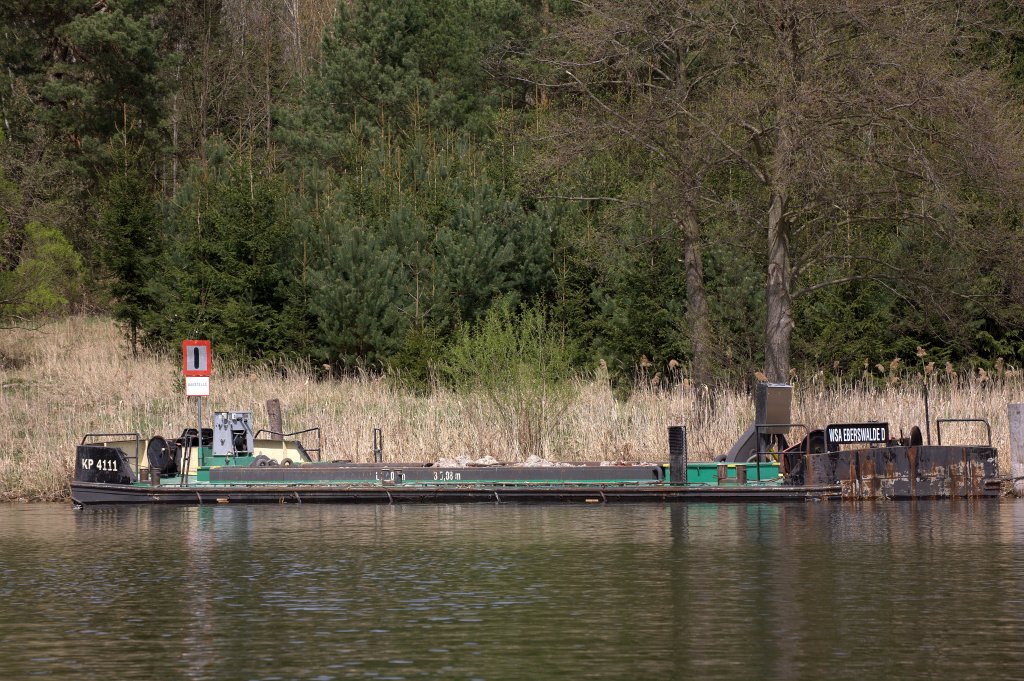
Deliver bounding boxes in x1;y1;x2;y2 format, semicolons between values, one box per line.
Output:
70;384;1003;507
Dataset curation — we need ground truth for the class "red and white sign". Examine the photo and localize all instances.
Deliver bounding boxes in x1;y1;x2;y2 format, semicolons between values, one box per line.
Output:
185;376;210;397
182;340;212;377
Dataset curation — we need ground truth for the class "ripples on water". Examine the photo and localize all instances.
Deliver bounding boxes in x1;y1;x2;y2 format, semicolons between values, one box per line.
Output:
1;501;1024;680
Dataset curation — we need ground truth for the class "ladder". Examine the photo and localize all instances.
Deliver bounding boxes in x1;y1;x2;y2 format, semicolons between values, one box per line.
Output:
179;432;196;487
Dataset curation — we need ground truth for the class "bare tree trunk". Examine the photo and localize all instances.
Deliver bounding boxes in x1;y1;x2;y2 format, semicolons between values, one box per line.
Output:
765;188;792;383
293;0;302;74
171;60;180;195
764;7;799;385
265;26;272;153
539;0;551;107
681;207;711;387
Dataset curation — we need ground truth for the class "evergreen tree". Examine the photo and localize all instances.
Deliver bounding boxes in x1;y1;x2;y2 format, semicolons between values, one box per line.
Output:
304;132;553;370
100;146;162;354
281;0;532;172
146;141;309;360
1;1;169;225
0;0;172;319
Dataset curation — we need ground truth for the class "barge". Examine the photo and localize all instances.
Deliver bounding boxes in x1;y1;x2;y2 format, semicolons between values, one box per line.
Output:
70;384;1003;506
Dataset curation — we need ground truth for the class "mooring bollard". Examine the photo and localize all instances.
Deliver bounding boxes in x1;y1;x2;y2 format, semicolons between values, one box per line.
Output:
1009;404;1024;496
736;465;747;485
717;463;728;484
668;426;687;483
373;428;384;463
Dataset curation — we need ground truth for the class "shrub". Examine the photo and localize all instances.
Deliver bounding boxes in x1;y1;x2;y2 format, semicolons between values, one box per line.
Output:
444;302;576;458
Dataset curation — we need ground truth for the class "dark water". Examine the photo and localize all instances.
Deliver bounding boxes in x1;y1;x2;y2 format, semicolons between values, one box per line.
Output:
2;501;1024;680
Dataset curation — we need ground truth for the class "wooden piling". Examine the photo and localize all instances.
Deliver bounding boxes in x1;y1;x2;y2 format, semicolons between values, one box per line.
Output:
266;398;283;440
1008;404;1024;496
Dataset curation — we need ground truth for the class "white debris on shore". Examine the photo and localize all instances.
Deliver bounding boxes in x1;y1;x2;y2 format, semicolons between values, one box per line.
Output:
433;454;578;467
433;455;497;468
430;454;658;468
516;454;575;467
597;460;657;466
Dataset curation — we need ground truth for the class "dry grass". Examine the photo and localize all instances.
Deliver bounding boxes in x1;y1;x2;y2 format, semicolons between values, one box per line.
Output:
0;316;1018;501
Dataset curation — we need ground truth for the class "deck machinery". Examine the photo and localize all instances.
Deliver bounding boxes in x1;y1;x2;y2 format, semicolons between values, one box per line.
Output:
71;387;1002;506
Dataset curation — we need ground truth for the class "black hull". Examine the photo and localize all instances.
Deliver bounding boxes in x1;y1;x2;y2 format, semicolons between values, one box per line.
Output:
70;480;1001;507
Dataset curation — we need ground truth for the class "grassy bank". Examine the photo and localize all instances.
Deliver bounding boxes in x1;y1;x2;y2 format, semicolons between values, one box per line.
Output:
0;317;1018;501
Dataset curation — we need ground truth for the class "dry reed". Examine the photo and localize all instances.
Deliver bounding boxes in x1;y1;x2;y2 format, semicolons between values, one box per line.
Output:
0;317;1017;501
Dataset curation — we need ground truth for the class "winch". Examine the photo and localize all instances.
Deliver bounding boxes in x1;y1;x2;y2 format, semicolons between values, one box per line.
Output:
213;411;254;456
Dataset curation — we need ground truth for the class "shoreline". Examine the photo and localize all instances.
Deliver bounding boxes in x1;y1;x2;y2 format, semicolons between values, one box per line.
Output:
2;316;1018;502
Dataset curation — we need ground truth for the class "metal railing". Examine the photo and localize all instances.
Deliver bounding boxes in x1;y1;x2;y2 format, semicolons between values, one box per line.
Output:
80;432;142;476
179;432;198;486
936;418;992;447
754;423;810;482
255;427;322;462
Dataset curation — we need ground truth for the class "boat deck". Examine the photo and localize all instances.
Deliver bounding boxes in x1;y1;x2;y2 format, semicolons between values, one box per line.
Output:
70;444;1004;506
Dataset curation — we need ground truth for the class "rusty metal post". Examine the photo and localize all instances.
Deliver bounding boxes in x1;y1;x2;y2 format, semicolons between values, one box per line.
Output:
266;398;283;440
717;463;728;484
1009;404;1024;496
736;466;747;485
923;381;932;445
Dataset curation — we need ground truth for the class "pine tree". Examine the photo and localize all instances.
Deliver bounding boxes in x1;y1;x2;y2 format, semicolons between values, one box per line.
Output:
101;150;161;354
146;142;309;360
281;0;532;174
303;131;553;370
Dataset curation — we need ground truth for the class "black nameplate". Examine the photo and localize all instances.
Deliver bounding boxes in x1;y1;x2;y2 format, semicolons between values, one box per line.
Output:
825;423;889;450
75;445;137;484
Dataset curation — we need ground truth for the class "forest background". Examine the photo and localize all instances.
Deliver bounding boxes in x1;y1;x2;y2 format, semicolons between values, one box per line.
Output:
5;0;1024;394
